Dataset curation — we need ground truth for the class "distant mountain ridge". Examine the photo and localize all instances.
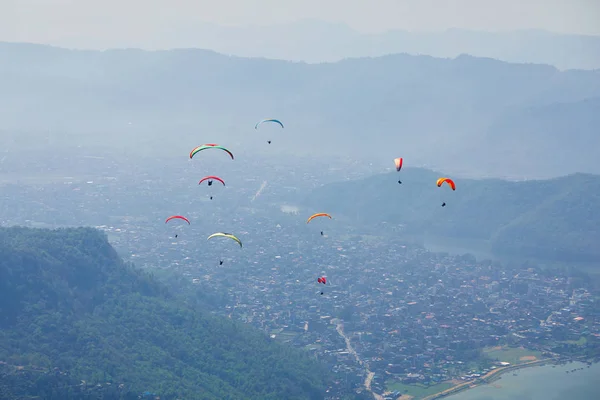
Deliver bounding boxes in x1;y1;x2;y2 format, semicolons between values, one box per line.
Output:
0;42;599;179
303;168;600;263
33;19;600;70
202;23;600;70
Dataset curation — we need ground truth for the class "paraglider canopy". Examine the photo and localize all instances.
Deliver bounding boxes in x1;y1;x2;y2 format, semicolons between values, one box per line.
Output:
307;213;332;224
436;177;456;190
255;119;284;130
165;215;190;225
207;232;243;248
190;144;234;160
394;157;403;172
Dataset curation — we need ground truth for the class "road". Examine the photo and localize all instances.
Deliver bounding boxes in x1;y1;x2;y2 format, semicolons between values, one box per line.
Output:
334;320;384;400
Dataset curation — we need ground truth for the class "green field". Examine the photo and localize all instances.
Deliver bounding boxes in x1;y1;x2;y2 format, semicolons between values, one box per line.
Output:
271;330;298;343
384;381;454;399
483;346;542;365
305;343;322;351
562;336;587;346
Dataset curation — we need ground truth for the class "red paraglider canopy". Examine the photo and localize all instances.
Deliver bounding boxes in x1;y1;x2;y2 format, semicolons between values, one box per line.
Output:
165;215;190;225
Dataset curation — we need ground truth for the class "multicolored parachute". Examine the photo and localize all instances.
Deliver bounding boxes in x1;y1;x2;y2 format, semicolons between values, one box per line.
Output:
189;144;234;160
394;157;403;172
255;119;284;130
199;176;225;186
165;215;190;225
207;232;242;248
317;276;327;285
436;177;456;190
307;213;332;224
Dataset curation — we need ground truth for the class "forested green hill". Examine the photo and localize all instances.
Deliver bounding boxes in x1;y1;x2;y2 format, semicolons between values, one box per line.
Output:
304;169;600;263
0;227;330;400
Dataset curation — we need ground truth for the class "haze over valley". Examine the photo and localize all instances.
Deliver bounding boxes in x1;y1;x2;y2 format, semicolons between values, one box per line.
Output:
2;41;600;179
1;2;600;399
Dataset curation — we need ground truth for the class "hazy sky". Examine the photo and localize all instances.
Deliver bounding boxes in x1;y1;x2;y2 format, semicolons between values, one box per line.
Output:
1;0;599;47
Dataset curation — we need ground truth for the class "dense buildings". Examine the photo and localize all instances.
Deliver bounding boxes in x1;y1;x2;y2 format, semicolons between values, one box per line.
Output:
1;154;598;397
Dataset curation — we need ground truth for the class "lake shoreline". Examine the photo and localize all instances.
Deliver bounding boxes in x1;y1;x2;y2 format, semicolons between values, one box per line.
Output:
421;358;562;400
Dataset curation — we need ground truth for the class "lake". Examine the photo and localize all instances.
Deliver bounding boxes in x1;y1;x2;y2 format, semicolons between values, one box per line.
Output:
447;361;599;400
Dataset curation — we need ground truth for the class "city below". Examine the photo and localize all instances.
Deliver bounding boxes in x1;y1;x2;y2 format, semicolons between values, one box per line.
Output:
1;153;597;399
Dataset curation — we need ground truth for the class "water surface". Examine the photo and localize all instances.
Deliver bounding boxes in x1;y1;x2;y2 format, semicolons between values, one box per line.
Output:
448;362;599;400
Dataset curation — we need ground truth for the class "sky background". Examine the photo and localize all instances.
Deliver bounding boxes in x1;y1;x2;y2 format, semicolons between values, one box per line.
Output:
1;0;600;48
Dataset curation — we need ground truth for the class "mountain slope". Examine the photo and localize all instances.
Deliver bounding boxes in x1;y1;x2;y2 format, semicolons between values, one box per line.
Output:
0;227;329;400
302;169;600;263
471;97;600;177
1;43;600;178
491;173;600;262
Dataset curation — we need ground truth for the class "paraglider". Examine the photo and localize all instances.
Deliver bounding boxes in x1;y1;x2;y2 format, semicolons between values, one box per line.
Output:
189;144;234;160
436;177;455;207
255;119;284;144
207;232;243;248
317;276;327;295
307;213;332;236
219;260;224;265
394;157;403;171
199;176;225;200
394;157;403;184
165;216;190;239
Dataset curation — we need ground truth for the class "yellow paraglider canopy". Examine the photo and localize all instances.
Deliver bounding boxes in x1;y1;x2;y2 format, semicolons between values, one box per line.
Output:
207;232;242;248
